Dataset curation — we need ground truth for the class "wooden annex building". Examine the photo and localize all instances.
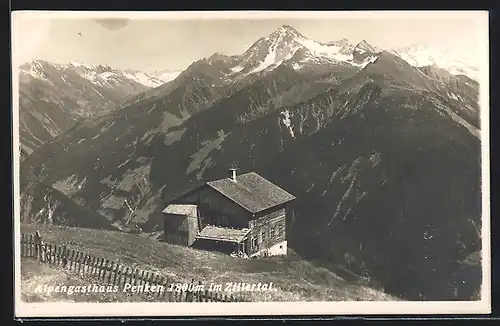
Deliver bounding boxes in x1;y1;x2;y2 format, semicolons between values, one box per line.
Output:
162;169;295;258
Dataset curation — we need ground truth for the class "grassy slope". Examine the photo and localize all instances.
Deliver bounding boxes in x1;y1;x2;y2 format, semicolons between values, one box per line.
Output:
21;259;147;302
20;224;398;302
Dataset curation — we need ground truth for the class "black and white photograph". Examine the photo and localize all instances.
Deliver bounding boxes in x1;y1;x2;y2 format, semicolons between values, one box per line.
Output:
12;11;490;317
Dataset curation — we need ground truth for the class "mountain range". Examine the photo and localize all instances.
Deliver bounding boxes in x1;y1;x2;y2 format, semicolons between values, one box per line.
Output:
18;60;182;158
18;25;482;301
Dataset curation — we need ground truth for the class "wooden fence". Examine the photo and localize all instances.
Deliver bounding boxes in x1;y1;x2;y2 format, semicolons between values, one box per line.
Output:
20;232;241;302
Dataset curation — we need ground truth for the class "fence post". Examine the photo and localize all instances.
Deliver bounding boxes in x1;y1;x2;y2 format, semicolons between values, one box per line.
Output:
117;263;123;286
112;261;117;283
97;258;104;280
107;261;115;284
28;234;33;258
125;267;131;286
58;245;63;265
55;245;60;266
96;258;102;279
53;245;58;265
82;255;89;275
69;250;75;271
139;270;145;287
62;245;68;268
48;244;53;264
188;278;194;302
158;276;166;298
102;260;108;282
94;256;99;276
85;254;91;276
102;259;109;282
89;255;94;275
163;278;170;301
131;269;138;287
86;256;91;275
197;280;203;302
89;256;94;275
34;231;41;261
76;251;83;274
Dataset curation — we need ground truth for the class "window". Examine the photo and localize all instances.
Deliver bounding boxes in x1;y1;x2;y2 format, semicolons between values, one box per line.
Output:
261;231;266;243
252;237;258;248
278;223;283;235
270;228;275;239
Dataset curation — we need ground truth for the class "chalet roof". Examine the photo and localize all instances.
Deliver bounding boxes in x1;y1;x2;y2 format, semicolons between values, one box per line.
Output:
162;204;198;216
206;172;296;214
196;225;251;243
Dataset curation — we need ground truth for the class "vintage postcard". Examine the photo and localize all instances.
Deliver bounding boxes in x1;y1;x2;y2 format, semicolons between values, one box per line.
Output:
12;10;490;317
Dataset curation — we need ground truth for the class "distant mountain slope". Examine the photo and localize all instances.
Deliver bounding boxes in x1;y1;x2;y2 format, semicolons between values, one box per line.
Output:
20;170;117;231
19;25;482;301
18;60;163;158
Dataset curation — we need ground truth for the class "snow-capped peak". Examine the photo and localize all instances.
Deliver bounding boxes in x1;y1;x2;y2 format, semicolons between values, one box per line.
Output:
389;45;479;80
20;59;174;88
233;25;357;76
123;69;166;87
327;38;351;48
354;40;377;54
20;60;51;80
269;24;303;41
149;70;183;84
70;61;97;70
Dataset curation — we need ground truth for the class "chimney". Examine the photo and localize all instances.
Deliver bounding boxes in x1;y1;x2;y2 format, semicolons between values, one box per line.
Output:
229;168;237;181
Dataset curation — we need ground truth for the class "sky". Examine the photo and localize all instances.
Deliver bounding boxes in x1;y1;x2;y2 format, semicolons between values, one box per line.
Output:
12;11;488;73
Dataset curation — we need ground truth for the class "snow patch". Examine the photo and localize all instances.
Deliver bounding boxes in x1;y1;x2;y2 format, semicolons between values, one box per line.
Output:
230;65;244;73
21;62;49;81
448;92;459;101
98;72;115;80
150;70;182;83
70;61;96;70
359;55;378;68
124;71;163;87
297;38;353;62
280;110;295;138
252;48;278;74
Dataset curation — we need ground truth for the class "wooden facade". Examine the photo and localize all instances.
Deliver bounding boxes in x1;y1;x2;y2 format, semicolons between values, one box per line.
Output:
162;172;295;257
163;213;199;246
247;205;287;256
